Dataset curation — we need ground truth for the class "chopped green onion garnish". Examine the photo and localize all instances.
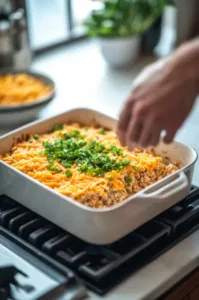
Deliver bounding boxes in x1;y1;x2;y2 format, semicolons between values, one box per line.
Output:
33;134;39;140
42;133;131;177
125;176;132;183
132;165;137;171
51;124;64;132
99;128;105;135
63;162;72;168
65;170;72;177
49;164;56;171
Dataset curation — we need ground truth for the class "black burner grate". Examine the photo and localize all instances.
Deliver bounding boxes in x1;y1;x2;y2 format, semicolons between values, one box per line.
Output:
1;186;199;295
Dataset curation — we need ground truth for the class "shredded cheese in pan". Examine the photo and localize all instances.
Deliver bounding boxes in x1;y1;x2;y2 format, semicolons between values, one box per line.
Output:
0;123;179;208
0;74;52;106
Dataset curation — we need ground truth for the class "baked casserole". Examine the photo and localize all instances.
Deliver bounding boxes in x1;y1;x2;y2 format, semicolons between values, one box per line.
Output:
0;123;179;208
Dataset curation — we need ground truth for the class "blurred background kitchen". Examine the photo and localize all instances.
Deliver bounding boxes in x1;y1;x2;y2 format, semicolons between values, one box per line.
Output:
2;3;199;300
1;0;199;150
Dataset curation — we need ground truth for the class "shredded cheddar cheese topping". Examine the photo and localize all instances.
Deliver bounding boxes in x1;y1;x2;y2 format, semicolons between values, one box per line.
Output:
0;123;179;208
0;73;52;106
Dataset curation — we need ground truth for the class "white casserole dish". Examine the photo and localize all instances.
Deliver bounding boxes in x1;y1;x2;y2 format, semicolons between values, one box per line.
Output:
0;108;197;245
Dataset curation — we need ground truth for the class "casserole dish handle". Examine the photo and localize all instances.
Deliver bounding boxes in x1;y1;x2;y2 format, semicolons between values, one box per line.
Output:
134;172;189;204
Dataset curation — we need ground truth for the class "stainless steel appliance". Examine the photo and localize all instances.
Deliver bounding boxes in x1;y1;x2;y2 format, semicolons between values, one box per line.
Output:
0;8;31;70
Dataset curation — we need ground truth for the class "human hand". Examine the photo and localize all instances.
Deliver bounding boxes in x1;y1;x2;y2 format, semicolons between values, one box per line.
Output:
117;55;198;150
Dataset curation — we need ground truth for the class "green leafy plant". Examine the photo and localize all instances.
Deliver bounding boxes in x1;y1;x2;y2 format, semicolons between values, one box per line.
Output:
84;0;173;38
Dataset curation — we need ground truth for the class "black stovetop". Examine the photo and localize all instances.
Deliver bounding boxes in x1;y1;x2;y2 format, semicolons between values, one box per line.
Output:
1;186;199;299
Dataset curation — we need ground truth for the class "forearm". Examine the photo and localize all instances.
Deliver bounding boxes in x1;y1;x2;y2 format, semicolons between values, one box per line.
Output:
118;38;199;148
169;38;199;91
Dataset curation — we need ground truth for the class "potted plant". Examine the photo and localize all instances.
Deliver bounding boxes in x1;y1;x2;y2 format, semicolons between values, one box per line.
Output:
84;0;172;68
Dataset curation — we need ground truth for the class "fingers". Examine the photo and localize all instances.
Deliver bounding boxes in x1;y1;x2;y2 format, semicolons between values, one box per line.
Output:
119;108;174;150
163;130;176;144
118;99;168;149
139;116;162;147
141;126;161;148
150;129;162;147
117;98;133;146
126;117;144;150
126;126;175;150
117;86;142;146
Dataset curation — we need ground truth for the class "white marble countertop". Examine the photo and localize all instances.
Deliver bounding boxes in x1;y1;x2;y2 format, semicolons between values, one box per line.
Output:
2;40;199;299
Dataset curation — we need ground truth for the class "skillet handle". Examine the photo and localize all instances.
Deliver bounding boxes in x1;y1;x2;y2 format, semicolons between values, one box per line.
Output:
135;172;189;204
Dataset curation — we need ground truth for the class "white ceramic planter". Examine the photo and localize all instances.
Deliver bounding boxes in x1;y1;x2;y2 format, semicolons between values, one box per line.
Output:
154;5;177;57
97;36;140;68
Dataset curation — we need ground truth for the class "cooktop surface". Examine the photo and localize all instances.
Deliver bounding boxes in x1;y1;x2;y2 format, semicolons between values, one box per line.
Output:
1;186;199;299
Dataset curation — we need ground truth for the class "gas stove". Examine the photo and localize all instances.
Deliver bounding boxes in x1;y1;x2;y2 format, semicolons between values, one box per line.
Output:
1;186;199;300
